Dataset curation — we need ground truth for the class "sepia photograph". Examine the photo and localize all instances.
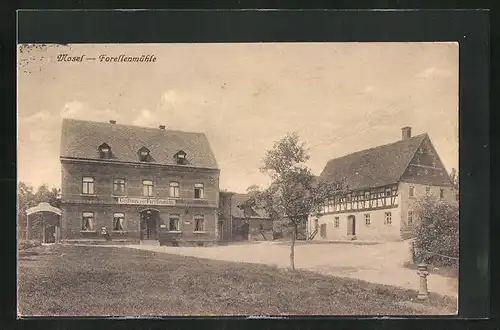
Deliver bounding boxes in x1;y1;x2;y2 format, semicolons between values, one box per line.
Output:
17;42;459;316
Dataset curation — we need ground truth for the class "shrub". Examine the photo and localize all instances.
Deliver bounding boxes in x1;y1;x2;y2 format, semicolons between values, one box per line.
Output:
18;239;42;250
412;194;459;268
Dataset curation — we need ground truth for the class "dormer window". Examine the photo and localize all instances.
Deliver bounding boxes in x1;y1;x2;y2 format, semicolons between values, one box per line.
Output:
174;150;187;165
98;143;112;159
138;147;151;162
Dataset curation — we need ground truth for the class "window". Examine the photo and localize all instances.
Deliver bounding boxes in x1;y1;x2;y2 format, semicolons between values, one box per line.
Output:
113;178;126;195
170;182;180;198
143;180;154;197
384;212;392;225
82;177;94;195
98;143;111;159
385;188;391;197
81;212;95;231
408;211;414;226
169;214;180;231
364;191;370;200
113;213;125;231
440;188;445;199
425;186;431;194
138;147;150;162
364;214;371;226
409;186;415;197
334;217;339;228
194;215;204;231
194;183;204;199
175;150;187;165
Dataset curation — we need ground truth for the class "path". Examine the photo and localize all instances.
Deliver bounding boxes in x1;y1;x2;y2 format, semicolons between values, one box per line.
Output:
114;240;458;298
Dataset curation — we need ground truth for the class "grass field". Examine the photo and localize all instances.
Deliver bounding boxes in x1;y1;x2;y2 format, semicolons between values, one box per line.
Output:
18;244;457;316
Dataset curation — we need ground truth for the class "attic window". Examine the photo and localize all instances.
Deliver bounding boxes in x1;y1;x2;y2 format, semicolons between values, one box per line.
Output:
138;147;150;162
175;150;187;165
98;143;111;159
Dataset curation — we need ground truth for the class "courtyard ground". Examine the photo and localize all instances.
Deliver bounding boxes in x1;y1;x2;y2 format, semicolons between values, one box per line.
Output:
18;244;456;316
119;240;458;298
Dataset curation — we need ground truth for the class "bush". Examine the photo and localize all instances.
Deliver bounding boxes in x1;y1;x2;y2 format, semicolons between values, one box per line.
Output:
412;194;459;268
18;240;42;250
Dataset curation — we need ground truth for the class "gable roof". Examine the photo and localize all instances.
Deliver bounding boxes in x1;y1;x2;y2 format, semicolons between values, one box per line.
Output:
231;193;270;219
60;118;219;169
319;134;428;191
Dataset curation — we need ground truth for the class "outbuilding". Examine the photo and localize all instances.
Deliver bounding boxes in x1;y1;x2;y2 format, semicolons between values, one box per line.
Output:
25;202;62;243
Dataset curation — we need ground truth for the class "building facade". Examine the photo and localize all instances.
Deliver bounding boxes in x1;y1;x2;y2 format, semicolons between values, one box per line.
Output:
218;192;273;241
308;127;456;242
60;119;220;246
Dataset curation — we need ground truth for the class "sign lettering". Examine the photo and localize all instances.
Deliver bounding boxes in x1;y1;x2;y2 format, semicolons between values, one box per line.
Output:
117;197;176;206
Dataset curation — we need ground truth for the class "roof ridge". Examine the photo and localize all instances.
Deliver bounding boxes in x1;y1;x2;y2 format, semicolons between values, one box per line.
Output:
62;118;206;136
325;133;427;164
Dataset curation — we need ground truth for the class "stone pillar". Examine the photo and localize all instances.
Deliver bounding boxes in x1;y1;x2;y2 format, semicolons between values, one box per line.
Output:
417;263;429;300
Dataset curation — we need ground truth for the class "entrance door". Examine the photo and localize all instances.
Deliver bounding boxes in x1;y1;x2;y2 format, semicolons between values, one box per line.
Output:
241;222;249;240
218;221;224;241
140;210;159;240
320;223;327;239
347;215;356;236
44;224;56;243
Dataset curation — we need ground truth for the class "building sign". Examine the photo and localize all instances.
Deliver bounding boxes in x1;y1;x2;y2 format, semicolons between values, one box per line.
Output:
117;197;176;206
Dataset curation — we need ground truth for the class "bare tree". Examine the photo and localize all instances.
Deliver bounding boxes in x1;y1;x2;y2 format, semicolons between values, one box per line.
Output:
246;133;343;270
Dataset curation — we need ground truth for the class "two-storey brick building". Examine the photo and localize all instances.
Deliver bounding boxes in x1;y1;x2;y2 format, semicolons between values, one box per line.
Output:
308;127;457;241
60;118;220;246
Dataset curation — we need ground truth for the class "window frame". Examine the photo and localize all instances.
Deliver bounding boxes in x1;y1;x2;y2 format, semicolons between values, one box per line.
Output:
194;183;204;199
364;213;371;226
113;212;125;231
82;176;95;195
408;211;414;226
169;181;180;198
81;212;95;231
194;214;205;232
142;179;154;197
168;214;181;232
113;178;126;195
334;217;340;228
99;143;111;159
138;147;151;162
384;211;392;225
409;185;415;197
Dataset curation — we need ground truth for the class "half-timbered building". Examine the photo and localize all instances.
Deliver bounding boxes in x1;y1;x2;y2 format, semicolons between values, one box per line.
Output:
59;118;220;246
308;127;456;241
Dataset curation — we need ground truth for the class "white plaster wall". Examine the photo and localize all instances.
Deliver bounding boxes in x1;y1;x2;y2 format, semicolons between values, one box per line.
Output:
398;181;455;237
309;205;401;241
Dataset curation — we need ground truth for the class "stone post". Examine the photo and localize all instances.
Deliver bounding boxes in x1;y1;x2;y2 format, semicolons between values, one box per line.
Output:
417;263;429;300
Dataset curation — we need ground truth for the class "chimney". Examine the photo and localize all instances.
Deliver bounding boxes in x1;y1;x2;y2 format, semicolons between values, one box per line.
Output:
109;120;116;124
401;126;412;140
159;125;166;129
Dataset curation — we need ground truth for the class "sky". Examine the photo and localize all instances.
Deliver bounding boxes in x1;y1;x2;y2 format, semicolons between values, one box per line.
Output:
17;42;458;193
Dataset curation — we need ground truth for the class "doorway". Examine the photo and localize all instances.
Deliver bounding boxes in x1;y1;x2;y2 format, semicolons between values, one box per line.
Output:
218;220;224;241
44;224;56;243
240;222;249;240
140;209;160;240
347;215;356;236
320;223;327;239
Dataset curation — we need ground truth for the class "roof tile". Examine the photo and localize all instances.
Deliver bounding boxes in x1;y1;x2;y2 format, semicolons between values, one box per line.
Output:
320;134;427;190
60;118;219;169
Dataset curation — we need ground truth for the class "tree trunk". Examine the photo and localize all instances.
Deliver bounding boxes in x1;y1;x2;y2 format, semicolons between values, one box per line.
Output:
290;222;297;271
